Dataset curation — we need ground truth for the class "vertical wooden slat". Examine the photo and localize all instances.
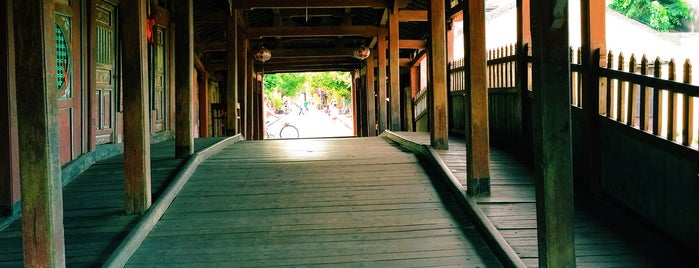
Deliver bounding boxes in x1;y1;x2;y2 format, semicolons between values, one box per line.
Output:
606;51;614;117
13;0;66;265
429;0;448;149
640;55;649;131
668;59;676;141
366;53;377;136
626;55;636;126
463;0;489;194
226;10;238;135
682;59;692;146
616;53;624;122
530;0;576;266
653;57;662;135
377;28;388;134
175;0;194;157
121;0;152;214
389;2;401;131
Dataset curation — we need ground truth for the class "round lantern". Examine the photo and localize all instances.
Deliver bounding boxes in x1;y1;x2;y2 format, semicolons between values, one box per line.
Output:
353;45;370;60
253;46;272;62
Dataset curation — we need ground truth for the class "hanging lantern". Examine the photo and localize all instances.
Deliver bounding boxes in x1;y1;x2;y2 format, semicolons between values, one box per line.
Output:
254;46;272;62
353;45;370;60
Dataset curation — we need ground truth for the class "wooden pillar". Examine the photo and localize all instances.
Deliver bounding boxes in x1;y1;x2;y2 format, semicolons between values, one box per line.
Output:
366;54;377;136
530;0;576;266
429;0;448;149
377;29;388;134
389;4;401;130
463;0;490;195
226;10;239;135
1;0;20;216
246;58;255;139
13;0;66;265
238;38;248;137
255;75;263;140
352;71;360;136
581;0;605;194
175;0;194;157
196;62;209;137
121;0;152;215
517;0;533;154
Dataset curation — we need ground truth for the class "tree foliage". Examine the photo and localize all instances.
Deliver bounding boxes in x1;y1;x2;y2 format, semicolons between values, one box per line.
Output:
609;0;692;32
263;72;351;100
263;73;307;97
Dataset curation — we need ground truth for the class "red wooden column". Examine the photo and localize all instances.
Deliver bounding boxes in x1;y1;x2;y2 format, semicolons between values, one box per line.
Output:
517;0;532;153
366;53;377;136
1;0;20;216
13;0;66;265
121;0;152;214
377;29;388;134
429;0;448;149
530;0;576;266
580;0;606;194
388;3;401;130
463;0;490;195
175;0;194;157
226;10;239;136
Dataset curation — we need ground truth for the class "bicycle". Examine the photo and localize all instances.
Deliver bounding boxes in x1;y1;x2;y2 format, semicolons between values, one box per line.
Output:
265;120;299;139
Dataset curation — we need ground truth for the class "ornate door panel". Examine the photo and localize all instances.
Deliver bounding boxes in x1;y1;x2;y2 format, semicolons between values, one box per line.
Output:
153;27;167;132
95;2;117;145
55;9;82;165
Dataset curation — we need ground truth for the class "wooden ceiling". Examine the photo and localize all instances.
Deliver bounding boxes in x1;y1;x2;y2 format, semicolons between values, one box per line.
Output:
193;0;431;74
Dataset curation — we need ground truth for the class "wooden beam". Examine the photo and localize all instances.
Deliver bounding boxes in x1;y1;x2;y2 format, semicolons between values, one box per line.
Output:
246;59;255;139
429;0;448;149
121;0;152;215
268;48;356;58
246;25;378;38
12;0;66;265
226;10;239;135
463;0;490;195
389;2;401;130
176;0;194;158
277;9;346;18
398;10;428;21
530;0;576;266
399;39;426;49
196;60;209;137
233;0;389;9
377;29;388;134
238;38;248;138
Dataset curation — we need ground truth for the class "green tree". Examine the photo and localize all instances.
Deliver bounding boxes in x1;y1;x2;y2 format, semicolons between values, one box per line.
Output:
308;72;352;100
263;73;307;97
609;0;692;32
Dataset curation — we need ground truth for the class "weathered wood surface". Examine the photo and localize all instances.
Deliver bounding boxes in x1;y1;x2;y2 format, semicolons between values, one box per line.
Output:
388;131;693;267
126;137;502;267
0;138;225;267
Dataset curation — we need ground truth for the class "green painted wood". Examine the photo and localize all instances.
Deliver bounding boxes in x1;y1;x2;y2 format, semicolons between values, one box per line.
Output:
0;138;226;267
12;0;65;266
126;137;501;267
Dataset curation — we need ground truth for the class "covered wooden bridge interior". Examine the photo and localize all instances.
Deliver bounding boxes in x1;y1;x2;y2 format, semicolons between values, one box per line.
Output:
1;0;698;267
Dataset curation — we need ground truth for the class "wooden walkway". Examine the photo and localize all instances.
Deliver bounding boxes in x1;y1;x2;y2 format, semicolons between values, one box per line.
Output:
126;137;502;267
385;131;693;267
0;137;225;267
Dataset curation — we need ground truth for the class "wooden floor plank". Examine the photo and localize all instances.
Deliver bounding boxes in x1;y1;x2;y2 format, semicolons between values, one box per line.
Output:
0;137;226;267
126;137;502;267
388;132;694;267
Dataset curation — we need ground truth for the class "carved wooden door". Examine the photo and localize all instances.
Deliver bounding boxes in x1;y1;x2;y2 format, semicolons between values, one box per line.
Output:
94;1;117;145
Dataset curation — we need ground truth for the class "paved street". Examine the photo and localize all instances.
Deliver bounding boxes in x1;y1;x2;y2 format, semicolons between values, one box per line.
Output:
264;108;353;139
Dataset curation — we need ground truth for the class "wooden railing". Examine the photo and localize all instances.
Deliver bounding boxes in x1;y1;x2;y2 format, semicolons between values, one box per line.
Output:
599;50;698;147
414;87;428;120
